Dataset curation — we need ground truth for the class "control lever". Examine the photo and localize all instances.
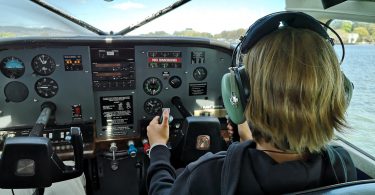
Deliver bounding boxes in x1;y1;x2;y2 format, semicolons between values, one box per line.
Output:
171;96;192;118
57;127;84;179
29;102;56;137
109;142;119;171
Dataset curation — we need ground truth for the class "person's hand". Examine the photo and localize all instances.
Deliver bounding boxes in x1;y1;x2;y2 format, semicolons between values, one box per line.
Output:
238;121;252;142
226;120;235;138
147;109;170;146
226;119;253;142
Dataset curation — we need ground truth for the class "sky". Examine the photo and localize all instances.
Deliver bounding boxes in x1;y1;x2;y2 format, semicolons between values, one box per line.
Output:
45;0;286;35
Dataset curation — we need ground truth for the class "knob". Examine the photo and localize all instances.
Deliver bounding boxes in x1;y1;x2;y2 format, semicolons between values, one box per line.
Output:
142;139;150;155
128;140;137;158
110;142;118;153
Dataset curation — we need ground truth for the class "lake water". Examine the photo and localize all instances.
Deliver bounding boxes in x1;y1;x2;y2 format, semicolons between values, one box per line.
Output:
338;44;375;157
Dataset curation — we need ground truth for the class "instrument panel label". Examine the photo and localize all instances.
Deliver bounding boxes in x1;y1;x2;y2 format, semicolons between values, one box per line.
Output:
147;51;182;68
100;96;134;127
189;82;207;96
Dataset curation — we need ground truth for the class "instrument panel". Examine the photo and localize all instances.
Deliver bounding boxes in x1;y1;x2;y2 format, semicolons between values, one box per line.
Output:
0;37;232;153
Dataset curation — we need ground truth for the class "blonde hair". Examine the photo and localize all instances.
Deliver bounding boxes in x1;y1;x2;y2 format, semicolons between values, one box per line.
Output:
244;27;347;154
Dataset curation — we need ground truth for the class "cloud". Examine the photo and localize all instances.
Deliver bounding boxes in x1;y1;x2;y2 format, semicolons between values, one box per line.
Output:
112;2;145;10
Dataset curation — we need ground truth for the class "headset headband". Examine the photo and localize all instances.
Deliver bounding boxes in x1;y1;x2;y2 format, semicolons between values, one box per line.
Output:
240;11;333;54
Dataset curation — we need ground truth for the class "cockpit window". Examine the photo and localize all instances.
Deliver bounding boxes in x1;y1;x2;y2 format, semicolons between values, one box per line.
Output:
0;0;285;45
331;20;375;157
0;0;96;38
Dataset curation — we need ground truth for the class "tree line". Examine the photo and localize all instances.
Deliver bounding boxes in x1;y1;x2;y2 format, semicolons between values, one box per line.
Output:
143;21;375;44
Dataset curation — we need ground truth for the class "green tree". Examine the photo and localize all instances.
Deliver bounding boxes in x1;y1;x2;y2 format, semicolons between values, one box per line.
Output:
214;28;246;40
367;24;375;35
341;21;353;33
353;27;370;42
353;27;370;36
173;29;213;38
143;31;171;36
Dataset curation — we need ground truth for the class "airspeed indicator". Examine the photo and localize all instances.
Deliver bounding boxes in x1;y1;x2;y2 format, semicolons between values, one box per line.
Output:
32;54;56;76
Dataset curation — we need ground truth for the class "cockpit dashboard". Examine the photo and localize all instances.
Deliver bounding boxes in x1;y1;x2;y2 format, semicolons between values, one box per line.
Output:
0;36;232;158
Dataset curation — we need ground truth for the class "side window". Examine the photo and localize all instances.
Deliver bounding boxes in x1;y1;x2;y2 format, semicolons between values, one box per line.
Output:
330;20;375;157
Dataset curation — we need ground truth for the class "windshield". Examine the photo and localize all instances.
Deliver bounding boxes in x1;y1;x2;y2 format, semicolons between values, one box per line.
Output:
0;0;285;43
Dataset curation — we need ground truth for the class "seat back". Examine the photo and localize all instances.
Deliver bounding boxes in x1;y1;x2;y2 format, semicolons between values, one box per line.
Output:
290;179;375;195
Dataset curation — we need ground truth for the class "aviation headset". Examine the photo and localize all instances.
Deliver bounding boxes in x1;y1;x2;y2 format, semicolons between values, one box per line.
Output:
221;11;354;124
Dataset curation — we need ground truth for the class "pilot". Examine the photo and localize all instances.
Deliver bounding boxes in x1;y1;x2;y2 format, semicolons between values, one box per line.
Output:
146;12;357;194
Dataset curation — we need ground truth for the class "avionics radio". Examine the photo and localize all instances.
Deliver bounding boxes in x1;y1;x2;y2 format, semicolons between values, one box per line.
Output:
92;62;135;90
91;48;135;91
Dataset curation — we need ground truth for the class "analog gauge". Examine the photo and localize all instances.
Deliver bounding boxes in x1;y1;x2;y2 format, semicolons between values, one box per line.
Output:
143;77;162;96
35;77;58;98
0;56;25;79
4;81;29;102
193;67;207;81
32;54;56;76
169;76;182;88
144;98;163;115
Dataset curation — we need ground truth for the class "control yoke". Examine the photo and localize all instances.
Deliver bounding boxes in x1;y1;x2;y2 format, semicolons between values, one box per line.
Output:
171;96;192;118
0;102;84;189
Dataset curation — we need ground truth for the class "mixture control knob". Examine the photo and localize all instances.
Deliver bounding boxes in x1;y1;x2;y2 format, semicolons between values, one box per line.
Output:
142;139;150;155
128;140;137;158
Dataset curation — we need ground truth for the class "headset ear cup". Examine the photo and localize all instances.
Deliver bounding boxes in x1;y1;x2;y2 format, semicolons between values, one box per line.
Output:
221;72;246;124
342;73;354;106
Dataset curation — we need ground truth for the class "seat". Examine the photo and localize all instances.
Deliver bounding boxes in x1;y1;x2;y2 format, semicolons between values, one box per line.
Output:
290;179;375;194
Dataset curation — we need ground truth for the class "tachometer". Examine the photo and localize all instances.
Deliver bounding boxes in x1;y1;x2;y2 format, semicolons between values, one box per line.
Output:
32;54;56;76
144;98;163;115
0;56;25;79
35;77;59;98
143;77;162;96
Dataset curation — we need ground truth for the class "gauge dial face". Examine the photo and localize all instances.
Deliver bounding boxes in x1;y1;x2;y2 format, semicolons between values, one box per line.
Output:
143;77;162;96
169;76;182;88
35;77;58;98
0;56;25;79
144;98;163;115
32;54;56;76
193;67;207;81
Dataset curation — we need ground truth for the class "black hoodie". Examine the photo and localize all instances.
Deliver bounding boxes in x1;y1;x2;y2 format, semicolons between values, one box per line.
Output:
147;141;356;195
